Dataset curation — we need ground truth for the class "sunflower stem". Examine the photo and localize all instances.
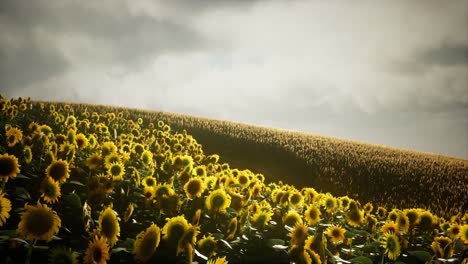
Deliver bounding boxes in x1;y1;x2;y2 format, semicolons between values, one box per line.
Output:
380;252;385;264
25;239;36;264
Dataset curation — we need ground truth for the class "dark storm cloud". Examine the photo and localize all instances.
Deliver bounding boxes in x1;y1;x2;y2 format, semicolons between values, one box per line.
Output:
420;43;468;67
0;0;210;92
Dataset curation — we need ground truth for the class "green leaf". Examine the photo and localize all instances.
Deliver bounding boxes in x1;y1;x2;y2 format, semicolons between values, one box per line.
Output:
15;174;30;180
264;239;286;248
67;180;85;187
111;247;129;254
408;250;432;262
350;256;373;264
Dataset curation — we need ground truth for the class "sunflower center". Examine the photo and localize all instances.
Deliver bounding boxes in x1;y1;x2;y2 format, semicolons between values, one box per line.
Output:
146;178;155;186
44;183;57;197
332;229;341;237
7;135;16;144
49;163;67;181
309;209;317;219
26;209;54;237
325;199;334;209
110;165;122;176
211;195;225;209
290;194;301;205
256;214;267;225
93;247;102;262
101;214;117;238
187;181;202;196
0;158;15;176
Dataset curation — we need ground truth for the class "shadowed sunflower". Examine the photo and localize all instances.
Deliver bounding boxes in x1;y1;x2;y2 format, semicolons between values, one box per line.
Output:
40;177;61;204
197;234;217;258
289;222;309;246
107;162;125;181
6;127;23;147
84;236;110;264
460;225;468;244
0;153;21;182
184;178;205;199
123;203;134;223
396;212;409;233
345;209;363;228
363;202;373;214
381;232;400;261
101;141;117;157
387;209;399;223
0;192;12;226
418;211;435;233
252;210;273;229
304;205;321;226
177;225;201;261
283;210;303;227
141;150;153;167
133;223;161;262
49;247;78;264
97;206;120;246
431;236;453;258
162;215;190;244
365;214;378;233
377;207;387;220
17;202;61;241
46;159;70;183
23;145;32;164
323;195;337;213
75;133;88;149
325;225;346;244
206;189;231;214
225;217;238;240
104;153;121;169
404;209;420;228
381;221;399;235
307;249;322;264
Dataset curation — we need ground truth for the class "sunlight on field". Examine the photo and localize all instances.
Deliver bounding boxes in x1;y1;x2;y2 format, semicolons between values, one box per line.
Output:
0;95;467;263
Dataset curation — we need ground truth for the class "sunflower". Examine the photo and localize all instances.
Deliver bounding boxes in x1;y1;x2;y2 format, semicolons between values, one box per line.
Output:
381;232;400;261
84;236;110;264
377;207;387;220
431;236;453;258
0;153;20;182
101;141;117;157
46;159;70;183
143;186;155;200
381;221;399;235
207;256;228;264
206;189;231;214
97;206;120;246
363;202;373;214
237;173;250;187
123;203;134;223
252;210;273;229
88;134;98;148
307;249;322;264
133;223;161;262
17;202;61;241
387;209;399;223
289;222;309;246
396;212;409;233
104;152;121;168
283;210;303;227
198;234;218;258
418;211;435;232
323;195;337;213
345;209;363;228
177;225;200;257
304;205;321;226
0;192;12;226
326;225;346;244
23;145;32;164
404;209;420;228
447;223;460;240
48;247;78;264
107;162;125;181
460;225;468;244
184;178;205;199
141;150;153;167
40;177;61;204
289;191;304;208
6;127;23;147
225;217;238;240
365;214;378;233
162;215;190;244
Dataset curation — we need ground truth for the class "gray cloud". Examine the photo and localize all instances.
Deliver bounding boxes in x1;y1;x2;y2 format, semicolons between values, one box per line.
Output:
1;0;467;158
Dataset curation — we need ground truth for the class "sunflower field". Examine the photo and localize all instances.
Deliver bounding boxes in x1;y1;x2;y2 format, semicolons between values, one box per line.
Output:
0;94;467;264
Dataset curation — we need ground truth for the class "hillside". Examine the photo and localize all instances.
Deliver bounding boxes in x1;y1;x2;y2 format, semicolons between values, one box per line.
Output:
66;101;468;218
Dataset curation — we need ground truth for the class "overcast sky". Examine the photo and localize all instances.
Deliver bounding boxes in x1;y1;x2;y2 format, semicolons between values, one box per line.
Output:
1;0;467;158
